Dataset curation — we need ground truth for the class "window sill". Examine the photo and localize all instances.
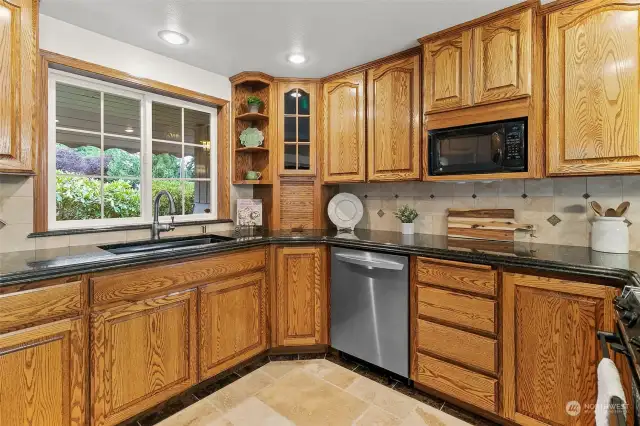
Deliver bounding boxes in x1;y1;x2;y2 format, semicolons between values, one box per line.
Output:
28;219;234;238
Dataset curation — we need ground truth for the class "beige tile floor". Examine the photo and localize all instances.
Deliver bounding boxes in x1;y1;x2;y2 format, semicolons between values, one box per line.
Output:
157;359;473;426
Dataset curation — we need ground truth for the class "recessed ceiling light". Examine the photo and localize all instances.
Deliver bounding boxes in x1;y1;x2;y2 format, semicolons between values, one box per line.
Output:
125;127;134;133
287;53;306;64
158;30;189;46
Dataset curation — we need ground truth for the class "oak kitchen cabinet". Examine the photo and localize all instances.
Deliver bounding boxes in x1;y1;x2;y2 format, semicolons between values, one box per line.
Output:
275;245;328;346
501;273;622;425
322;72;366;183
367;54;421;181
472;8;532;105
90;289;198;426
0;0;38;174
423;6;533;114
423;30;473;113
546;0;640;176
412;257;499;414
0;318;86;426
0;279;87;426
278;81;317;177
199;271;267;380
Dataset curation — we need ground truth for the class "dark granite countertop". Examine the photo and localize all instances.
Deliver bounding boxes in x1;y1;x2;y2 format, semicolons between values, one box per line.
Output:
1;229;640;288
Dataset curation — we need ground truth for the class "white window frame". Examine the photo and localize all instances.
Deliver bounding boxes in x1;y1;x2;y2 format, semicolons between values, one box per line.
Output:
48;70;217;230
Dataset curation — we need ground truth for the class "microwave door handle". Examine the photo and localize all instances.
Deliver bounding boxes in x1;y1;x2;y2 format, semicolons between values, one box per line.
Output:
493;148;504;166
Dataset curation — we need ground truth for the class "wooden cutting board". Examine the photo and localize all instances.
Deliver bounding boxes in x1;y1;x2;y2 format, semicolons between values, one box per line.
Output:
447;209;534;242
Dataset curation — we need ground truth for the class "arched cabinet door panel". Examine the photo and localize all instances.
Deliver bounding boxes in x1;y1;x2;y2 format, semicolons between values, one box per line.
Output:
423;31;473;113
473;8;532;104
547;0;640;175
367;55;421;181
322;72;366;183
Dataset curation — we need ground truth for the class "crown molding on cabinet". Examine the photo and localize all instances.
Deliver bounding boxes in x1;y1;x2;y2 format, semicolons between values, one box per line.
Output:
320;46;422;83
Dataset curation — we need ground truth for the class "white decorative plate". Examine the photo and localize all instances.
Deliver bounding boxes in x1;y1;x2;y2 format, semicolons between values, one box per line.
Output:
328;193;363;230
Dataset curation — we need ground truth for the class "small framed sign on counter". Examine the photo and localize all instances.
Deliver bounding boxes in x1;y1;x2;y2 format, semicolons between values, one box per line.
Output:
236;199;263;227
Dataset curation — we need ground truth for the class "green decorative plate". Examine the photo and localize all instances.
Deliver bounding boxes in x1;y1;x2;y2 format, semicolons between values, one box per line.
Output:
240;127;264;147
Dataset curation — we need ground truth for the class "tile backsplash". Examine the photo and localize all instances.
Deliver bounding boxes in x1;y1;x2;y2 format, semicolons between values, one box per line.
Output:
340;176;640;250
0;175;248;253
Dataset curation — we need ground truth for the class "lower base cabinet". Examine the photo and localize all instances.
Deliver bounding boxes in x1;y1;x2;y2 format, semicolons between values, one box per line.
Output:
275;246;328;346
90;290;198;426
501;273;623;425
0;318;86;426
199;272;267;380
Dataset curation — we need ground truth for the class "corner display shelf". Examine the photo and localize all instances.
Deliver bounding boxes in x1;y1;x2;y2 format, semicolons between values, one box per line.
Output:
230;72;274;185
236;112;269;122
235;146;269;153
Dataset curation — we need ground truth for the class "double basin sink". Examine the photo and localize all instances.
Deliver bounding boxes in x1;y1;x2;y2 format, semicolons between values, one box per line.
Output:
100;234;234;255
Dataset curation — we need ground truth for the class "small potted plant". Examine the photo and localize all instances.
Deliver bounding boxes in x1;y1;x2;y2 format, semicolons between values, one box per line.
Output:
247;96;263;114
394;204;419;235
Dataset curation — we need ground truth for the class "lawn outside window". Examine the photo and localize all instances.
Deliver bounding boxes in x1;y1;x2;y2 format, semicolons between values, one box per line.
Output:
47;70;217;230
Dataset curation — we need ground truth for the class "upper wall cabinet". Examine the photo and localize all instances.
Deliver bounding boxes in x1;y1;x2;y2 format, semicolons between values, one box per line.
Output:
547;0;640;176
473;9;532;105
0;0;37;174
278;82;317;176
424;31;473;113
322;72;366;183
422;7;533;114
367;55;421;181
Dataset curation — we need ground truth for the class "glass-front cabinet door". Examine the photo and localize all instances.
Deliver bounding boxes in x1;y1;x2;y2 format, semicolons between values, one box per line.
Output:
278;82;316;176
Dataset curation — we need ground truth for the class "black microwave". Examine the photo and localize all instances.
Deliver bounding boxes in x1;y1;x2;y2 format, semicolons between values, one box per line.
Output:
428;118;527;176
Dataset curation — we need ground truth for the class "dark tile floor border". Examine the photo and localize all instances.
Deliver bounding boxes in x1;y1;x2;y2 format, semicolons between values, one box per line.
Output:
119;350;496;426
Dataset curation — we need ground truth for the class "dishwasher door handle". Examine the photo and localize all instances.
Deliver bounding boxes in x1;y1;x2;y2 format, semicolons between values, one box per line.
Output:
334;253;405;271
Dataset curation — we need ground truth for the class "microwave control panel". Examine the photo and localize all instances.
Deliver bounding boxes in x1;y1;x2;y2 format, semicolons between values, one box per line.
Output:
503;123;525;168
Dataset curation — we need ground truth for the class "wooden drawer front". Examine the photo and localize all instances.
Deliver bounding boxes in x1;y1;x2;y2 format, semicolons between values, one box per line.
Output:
417;286;496;335
417;320;497;374
416;258;496;296
91;248;266;305
416;353;497;413
0;281;83;332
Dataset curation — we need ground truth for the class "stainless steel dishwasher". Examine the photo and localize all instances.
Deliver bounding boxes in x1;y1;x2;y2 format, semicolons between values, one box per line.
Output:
330;247;409;377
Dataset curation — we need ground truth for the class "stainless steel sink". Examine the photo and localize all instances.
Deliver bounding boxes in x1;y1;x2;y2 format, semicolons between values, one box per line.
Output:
99;234;234;255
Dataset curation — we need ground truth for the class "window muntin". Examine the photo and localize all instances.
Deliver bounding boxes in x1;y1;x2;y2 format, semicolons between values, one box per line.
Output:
48;71;217;230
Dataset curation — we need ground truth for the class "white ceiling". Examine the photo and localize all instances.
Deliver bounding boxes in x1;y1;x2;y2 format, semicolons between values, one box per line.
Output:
41;0;520;78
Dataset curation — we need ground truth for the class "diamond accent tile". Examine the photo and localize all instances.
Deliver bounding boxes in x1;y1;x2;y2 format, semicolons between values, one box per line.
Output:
471;194;477;199
394;194;399;199
430;194;435;199
625;219;633;227
583;193;591;200
521;193;528;199
364;195;368;199
547;214;562;226
377;209;385;218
